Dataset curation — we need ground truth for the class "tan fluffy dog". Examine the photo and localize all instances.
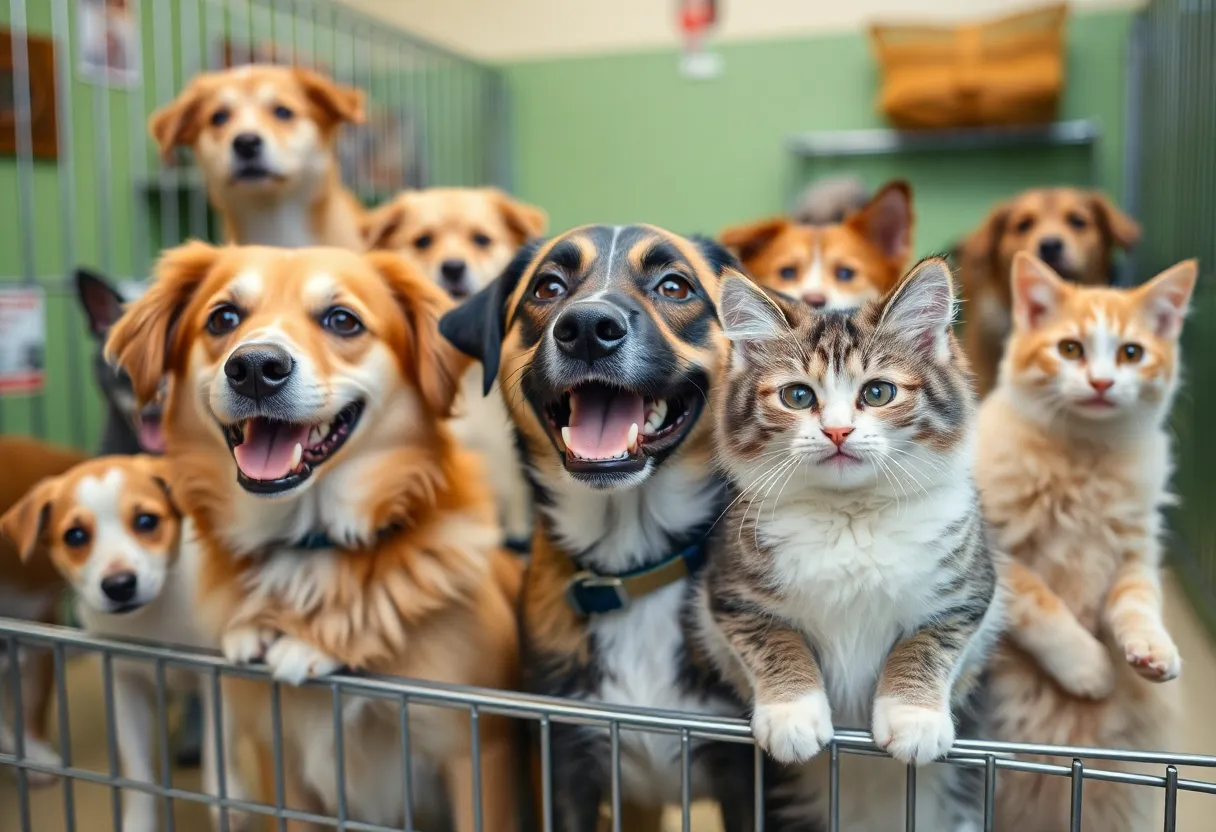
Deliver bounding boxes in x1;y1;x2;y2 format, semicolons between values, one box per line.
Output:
149;65;367;249
958;187;1141;396
106;242;522;831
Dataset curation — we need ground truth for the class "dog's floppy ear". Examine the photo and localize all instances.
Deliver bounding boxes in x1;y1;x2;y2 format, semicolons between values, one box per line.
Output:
362;195;409;250
960;200;1012;272
148;79;209;161
439;239;542;396
75;268;126;340
368;252;471;417
692;236;743;277
294;67;365;127
719;218;790;264
488;189;548;244
0;476;62;562
105;241;221;404
848;180;913;263
1087;192;1141;251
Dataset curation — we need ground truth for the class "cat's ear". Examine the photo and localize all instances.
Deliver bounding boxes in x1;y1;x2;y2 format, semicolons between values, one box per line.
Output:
718;275;788;345
878;257;955;359
1011;252;1069;330
1136;259;1198;339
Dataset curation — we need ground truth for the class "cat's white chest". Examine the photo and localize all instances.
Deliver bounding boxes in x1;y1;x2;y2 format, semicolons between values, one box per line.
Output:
590;580;733;805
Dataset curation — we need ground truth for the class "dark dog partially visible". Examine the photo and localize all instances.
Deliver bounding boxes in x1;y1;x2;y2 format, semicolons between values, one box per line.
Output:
441;225;805;832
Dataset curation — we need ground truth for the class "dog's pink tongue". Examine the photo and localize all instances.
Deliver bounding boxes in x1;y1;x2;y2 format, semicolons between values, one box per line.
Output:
138;417;165;454
567;388;644;459
233;420;310;480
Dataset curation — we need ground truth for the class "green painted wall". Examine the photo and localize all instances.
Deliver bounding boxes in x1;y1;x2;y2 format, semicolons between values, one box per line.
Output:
504;8;1134;256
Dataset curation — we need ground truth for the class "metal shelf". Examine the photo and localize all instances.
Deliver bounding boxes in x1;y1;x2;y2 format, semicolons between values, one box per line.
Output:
787;119;1101;158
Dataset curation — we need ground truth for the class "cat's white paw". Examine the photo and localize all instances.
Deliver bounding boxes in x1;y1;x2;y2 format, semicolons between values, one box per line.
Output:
264;636;342;685
1045;631;1116;699
872;696;954;765
751;690;834;764
20;736;62;789
221;626;277;665
1122;629;1181;682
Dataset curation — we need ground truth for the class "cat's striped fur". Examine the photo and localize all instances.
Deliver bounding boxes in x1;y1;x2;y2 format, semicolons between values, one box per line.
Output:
693;259;1004;830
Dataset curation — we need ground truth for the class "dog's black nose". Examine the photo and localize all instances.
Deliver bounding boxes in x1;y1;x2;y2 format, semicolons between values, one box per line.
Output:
232;132;264;161
225;344;294;401
1038;237;1064;261
553;301;629;364
440;259;467;282
101;572;137;604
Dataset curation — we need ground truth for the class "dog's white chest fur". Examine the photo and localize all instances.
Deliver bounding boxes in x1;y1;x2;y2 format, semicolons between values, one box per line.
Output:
590;580;732;804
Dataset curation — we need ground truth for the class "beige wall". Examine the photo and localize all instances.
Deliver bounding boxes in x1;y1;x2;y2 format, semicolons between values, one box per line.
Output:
337;0;1143;61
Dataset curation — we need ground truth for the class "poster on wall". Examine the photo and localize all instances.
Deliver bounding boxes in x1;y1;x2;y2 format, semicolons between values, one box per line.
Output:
77;0;141;87
677;0;722;79
0;287;46;395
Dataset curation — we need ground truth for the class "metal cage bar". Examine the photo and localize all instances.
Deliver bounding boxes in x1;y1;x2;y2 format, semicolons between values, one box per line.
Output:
2;618;1215;832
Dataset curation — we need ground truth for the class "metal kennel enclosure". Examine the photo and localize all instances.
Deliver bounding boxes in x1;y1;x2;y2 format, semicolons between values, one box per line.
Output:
2;0;1216;830
0;0;508;450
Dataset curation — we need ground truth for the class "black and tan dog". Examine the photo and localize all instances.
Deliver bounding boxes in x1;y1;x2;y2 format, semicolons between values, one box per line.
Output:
440;225;799;832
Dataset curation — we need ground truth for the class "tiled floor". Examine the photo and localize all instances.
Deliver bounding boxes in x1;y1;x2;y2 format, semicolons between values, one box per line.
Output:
4;571;1215;831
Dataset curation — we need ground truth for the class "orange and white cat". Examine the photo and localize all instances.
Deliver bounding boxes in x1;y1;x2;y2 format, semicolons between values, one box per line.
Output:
975;252;1195;832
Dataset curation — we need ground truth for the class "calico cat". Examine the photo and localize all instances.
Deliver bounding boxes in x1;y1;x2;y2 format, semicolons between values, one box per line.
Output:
977;252;1194;832
694;258;1003;830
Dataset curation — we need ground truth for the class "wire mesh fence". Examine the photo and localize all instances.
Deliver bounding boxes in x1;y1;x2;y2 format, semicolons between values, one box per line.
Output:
1;617;1215;831
0;0;508;450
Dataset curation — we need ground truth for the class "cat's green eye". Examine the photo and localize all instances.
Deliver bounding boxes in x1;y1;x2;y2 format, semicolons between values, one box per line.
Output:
861;381;897;407
1058;340;1085;360
779;384;816;410
1118;343;1145;365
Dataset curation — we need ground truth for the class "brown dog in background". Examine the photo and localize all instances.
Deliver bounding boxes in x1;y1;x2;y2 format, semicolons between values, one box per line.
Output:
149;65;366;249
364;187;548;547
0;436;88;785
958;187;1141;396
720;181;914;312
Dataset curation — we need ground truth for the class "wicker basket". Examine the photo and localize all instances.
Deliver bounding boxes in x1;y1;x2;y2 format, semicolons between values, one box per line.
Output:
869;3;1068;130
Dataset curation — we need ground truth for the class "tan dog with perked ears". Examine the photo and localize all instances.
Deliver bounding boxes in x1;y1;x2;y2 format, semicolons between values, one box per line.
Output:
958;187;1141;396
105;242;522;831
149;65;367;250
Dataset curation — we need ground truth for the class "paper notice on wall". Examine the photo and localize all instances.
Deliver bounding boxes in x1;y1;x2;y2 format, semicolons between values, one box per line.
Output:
678;0;722;79
0;287;46;394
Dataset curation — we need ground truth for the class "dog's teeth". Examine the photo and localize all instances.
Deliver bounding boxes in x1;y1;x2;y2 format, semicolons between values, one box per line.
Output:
568;396;579;424
627;422;639;452
560;426;572;451
290;443;303;470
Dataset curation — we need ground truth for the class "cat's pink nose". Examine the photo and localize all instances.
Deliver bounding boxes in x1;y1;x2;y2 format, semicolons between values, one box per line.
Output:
1089;378;1114;393
822;426;854;447
803;292;828;309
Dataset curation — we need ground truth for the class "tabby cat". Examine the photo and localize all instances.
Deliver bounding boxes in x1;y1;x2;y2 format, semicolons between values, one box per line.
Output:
977;252;1194;832
694;258;1003;830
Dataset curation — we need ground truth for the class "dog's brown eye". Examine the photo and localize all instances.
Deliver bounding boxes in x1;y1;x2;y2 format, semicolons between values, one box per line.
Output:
1118;343;1144;364
273;105;294;121
210;108;230;128
656;274;693;300
1066;212;1088;231
206;304;242;335
472;232;492;249
321;306;364;336
133;513;159;533
63;527;89;548
835;265;856;282
413;234;433;251
533;274;567;301
1015;217;1034;234
1058;339;1084;360
779;266;798;281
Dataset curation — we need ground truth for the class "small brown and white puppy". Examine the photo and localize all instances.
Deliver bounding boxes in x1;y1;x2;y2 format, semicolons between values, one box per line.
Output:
0;455;250;832
364;187;549;545
149;65;366;249
105;242;521;832
958;187;1141;396
721;181;914;312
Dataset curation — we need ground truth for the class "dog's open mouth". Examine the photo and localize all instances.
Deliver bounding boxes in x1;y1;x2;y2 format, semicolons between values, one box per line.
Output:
544;382;698;475
223;401;364;494
135;407;165;455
